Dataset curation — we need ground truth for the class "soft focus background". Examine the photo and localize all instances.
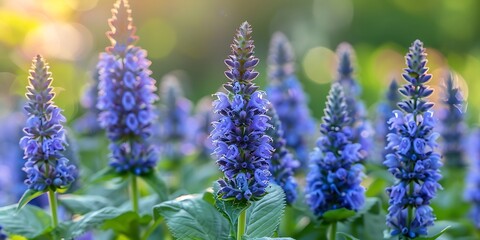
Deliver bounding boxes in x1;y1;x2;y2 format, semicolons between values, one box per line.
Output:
0;0;479;123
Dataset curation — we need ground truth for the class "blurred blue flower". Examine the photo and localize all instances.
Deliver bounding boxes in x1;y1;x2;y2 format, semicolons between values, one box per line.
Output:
97;0;158;175
211;22;273;202
194;96;218;159
20;55;76;192
465;128;480;228
385;40;442;238
73;71;102;135
266;32;315;168
266;105;299;204
305;83;365;217
438;72;466;168
335;43;373;160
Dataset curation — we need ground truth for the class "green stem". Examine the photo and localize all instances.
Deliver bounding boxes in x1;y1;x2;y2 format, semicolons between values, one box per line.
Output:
329;221;337;240
141;217;163;240
131;174;139;213
48;190;59;227
237;209;247;240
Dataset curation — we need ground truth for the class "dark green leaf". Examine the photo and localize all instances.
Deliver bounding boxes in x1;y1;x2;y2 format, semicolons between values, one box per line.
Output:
213;182;250;233
0;204;52;239
140;172;169;202
245;184;286;238
243;237;294;240
58;195;110;215
337;232;360;240
153;195;230;240
322;208;356;223
102;211;152;239
17;189;46;212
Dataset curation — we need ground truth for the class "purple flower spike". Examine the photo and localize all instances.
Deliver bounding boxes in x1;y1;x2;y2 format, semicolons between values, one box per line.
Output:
267;32;315;168
20;55;76;192
194;97;219;158
211;22;273;202
465;128;480;228
97;0;158;175
385;40;442;238
305;83;365;217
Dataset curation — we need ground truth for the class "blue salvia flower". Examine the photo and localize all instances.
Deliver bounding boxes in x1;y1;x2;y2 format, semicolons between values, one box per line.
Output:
74;71;102;135
0;225;6;240
266;32;315;168
97;0;158;175
211;22;273;202
384;40;442;238
438;72;466;168
158;74;195;160
266;104;299;204
19;55;76;192
305;83;365;217
465;128;480;228
335;43;373;160
194;96;218;158
374;80;401;163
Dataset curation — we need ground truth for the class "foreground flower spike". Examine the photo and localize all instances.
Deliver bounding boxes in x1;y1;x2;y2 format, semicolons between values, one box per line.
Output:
305;83;365;217
465;128;480;228
211;21;273;202
335;43;373;160
20;55;76;192
438;73;466;168
97;0;158;175
384;40;442;238
375;80;401;163
267;32;315;168
158;74;195;161
194;96;218;158
266;105;299;204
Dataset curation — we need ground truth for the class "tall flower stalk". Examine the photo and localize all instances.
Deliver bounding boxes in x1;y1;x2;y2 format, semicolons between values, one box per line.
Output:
305;83;365;239
97;0;158;213
20;55;76;228
267;32;315;168
335;43;373;160
384;40;442;239
211;22;273;239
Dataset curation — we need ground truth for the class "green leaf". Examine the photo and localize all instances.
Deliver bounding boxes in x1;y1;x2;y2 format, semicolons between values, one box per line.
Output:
153;195;230;240
245;184;286;238
213;182;249;234
337;232;360;240
416;225;451;240
102;211;152;239
0;204;52;239
16;189;46;212
58;195;110;215
140;172;169;202
243;237;295;240
56;207;127;239
322;208;356;223
89;167;119;183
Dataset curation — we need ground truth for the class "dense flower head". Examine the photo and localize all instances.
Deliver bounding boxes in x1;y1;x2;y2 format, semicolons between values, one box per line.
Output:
385;40;442;238
158;74;195;160
266;32;315;168
335;43;373;160
20;55;76;192
374;80;401;163
194;96;218;158
211;22;273;202
266;104;299;204
97;0;158;175
438;72;466;168
74;71;102;135
305;83;365;217
465;128;480;228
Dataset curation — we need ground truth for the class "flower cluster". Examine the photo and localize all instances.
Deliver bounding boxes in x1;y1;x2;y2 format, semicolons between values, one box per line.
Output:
97;0;158;175
374;80;401;163
158;74;195;161
384;40;442;238
335;43;373;160
465;128;480;228
194;97;218;158
266;32;315;168
305;83;365;217
20;55;76;192
211;22;273;202
438;73;466;168
266;105;299;204
74;71;102;135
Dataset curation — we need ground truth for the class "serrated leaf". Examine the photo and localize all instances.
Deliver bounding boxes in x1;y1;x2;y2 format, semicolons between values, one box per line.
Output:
17;189;46;212
153;195;230;240
0;204;52;239
140;172;169;202
337;232;359;240
416;225;450;240
213;182;249;234
58;195;110;215
322;208;356;223
245;184;286;238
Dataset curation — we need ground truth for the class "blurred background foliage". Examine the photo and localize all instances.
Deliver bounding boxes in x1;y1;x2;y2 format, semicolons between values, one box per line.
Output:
0;0;479;126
